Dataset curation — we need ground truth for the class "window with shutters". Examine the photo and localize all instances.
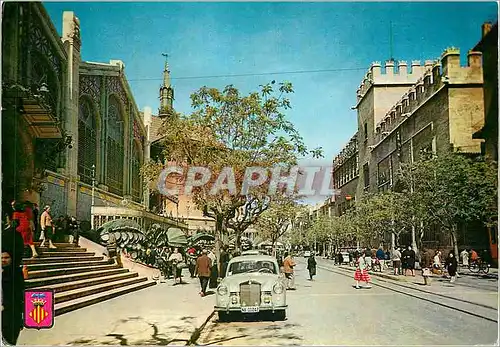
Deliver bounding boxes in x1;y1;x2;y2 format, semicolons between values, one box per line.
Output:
131;141;142;202
106;97;124;195
78;99;97;185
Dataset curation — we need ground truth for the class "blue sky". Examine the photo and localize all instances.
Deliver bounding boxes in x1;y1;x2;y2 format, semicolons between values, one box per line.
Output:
45;1;497;165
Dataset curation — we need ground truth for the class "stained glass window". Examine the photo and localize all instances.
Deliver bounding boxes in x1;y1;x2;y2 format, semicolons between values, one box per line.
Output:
106;97;124;195
77;99;97;185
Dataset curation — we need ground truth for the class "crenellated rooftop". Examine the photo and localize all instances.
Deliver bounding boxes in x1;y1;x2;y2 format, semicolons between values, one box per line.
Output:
356;60;430;103
372;48;483;144
333;133;358;169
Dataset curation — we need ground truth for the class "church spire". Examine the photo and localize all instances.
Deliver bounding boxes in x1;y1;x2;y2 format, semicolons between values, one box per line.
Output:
162;53;171;88
159;53;174;117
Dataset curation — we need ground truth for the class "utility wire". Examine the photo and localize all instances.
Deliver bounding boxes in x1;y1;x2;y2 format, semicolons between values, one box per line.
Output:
127;66;369;82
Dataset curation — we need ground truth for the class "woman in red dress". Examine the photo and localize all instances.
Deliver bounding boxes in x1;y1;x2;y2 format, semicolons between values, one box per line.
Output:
12;203;38;258
354;252;371;289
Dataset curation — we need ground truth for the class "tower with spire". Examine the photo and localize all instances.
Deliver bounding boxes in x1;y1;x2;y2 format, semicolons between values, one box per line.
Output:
159;53;174;118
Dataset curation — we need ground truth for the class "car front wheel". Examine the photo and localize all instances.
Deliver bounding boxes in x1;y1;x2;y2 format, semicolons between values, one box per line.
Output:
272;310;286;321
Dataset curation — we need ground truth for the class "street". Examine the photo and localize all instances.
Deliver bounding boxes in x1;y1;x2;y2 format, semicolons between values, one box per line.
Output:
198;259;498;346
16;258;498;346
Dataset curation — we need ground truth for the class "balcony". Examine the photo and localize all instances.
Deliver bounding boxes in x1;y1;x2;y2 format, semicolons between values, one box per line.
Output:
3;82;62;139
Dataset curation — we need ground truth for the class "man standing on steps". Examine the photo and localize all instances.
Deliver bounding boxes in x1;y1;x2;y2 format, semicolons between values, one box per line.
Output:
195;250;211;297
40;206;57;249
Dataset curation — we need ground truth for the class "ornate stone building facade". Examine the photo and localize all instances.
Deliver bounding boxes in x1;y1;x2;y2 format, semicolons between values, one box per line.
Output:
331;30;488;250
2;3;186;232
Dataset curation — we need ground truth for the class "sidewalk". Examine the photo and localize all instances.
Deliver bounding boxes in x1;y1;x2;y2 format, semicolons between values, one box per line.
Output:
18;272;215;345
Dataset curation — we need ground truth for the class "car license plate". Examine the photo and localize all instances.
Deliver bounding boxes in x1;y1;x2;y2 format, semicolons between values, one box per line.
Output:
241;306;259;313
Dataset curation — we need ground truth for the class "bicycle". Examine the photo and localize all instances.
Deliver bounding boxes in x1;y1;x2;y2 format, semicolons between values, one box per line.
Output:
468;259;490;274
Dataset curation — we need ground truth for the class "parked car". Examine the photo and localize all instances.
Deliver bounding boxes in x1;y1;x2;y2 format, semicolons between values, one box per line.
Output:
241;250;265;256
215;255;287;322
303;251;311;258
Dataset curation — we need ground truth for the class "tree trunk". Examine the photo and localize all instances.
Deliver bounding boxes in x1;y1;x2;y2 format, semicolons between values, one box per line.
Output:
235;233;242;253
215;215;224;276
391;232;395;251
451;224;459;257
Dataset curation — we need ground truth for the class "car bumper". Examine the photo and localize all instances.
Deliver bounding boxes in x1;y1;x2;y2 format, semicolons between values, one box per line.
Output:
214;305;287;312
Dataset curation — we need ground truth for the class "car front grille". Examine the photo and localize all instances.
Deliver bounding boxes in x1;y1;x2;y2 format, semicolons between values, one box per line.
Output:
240;282;261;306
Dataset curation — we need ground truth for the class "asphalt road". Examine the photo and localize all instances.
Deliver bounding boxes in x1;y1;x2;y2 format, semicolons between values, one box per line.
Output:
198;259;499;346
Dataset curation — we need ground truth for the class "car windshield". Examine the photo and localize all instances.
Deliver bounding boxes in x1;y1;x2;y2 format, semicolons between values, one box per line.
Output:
227;260;277;275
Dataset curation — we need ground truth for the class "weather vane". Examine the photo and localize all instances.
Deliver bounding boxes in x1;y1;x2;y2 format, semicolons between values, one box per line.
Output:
162;53;169;70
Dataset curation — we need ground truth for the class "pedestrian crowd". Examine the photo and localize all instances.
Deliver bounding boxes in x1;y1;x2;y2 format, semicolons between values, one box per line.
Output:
1;199;82;345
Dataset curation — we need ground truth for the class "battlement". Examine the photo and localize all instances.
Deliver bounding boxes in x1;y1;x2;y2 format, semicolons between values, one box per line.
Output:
356;60;430;102
373;48;483;143
333;133;358;169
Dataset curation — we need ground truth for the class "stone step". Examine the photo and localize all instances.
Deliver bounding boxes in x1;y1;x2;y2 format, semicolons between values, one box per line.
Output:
37;247;88;253
32;272;140;293
34;242;79;248
35;251;95;258
55;280;157;316
25;268;129;288
23;256;105;265
26;259;114;272
55;276;149;304
27;264;121;279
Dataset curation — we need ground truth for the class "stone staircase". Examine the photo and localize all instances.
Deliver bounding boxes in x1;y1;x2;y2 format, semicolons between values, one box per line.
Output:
25;242;156;316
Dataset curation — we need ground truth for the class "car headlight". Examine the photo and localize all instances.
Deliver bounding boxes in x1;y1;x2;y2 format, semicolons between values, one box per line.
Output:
217;284;228;296
273;283;284;294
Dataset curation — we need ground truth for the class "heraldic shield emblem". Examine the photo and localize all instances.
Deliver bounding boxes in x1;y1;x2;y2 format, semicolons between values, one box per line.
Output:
24;289;55;329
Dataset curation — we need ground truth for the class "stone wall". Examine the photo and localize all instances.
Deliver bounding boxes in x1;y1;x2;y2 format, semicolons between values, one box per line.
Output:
40;175;67;218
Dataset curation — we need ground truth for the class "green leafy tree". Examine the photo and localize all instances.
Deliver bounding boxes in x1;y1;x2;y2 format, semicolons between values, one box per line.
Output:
256;197;305;255
141;82;323;267
397;153;497;256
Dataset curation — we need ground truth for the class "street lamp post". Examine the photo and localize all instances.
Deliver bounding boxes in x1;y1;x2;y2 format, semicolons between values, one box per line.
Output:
91;164;96;230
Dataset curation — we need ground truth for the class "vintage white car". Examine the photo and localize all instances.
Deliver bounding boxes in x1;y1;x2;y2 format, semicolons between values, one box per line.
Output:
215;254;287;321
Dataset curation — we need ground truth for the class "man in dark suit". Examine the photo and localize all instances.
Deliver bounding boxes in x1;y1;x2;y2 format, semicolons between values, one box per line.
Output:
195;250;212;297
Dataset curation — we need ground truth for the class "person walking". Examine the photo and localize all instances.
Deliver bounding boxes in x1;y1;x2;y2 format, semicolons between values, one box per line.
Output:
32;203;40;240
406;246;416;276
391;247;402;275
421;248;432;285
376;247;386;271
68;216;79;245
195;250;212;297
283;252;296;290
207;250;218;288
354;252;371;289
432;250;442;274
40;205;56;249
307;254;317;280
445;251;458;283
12;202;38;258
2;219;25;345
460;249;469;267
168;248;184;285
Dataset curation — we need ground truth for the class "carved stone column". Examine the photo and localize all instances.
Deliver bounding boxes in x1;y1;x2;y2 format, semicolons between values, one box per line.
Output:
62;11;81;217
